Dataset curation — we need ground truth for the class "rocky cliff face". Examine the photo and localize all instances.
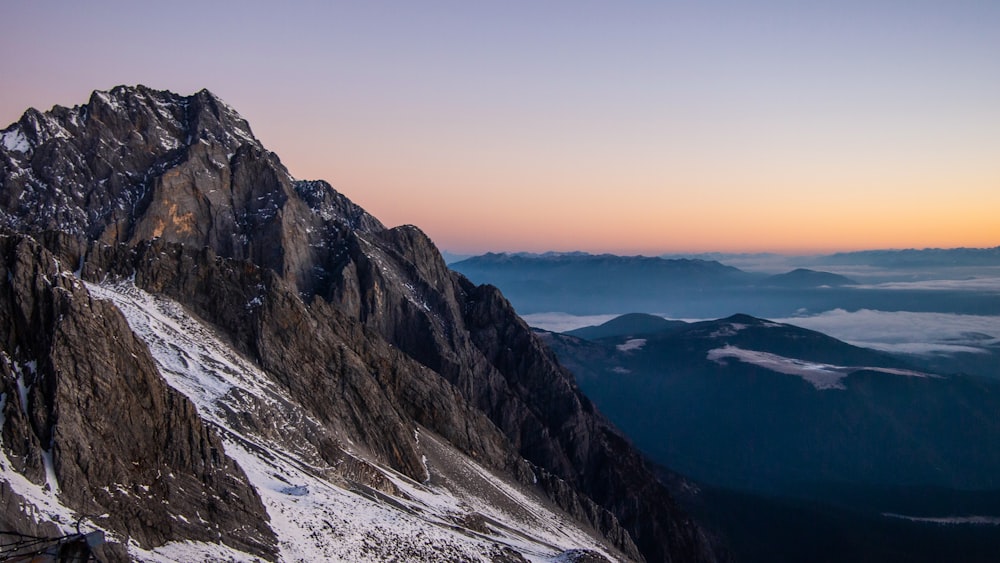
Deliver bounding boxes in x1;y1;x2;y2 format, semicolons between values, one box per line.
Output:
0;85;722;562
0;234;275;561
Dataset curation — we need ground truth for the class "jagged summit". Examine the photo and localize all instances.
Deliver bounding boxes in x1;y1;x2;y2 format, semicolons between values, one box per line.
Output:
0;88;723;562
0;85;390;297
1;85;263;237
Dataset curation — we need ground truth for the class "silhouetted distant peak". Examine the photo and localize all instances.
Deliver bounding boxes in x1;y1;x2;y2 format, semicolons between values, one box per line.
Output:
567;313;687;340
719;313;764;325
454;251;747;273
763;268;856;288
824;247;1000;268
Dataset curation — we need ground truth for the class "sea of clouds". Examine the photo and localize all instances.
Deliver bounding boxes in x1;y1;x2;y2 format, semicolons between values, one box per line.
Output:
525;309;1000;357
773;309;1000;355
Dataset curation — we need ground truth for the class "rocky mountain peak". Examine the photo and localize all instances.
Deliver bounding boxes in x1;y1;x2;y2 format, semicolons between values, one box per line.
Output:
1;85;356;296
1;85;266;241
0;88;724;562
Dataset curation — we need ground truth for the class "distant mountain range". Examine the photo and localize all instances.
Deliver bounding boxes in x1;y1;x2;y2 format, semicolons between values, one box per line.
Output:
824;247;1000;268
659;247;1000;269
540;312;1000;562
451;252;1000;317
450;247;1000;269
541;313;1000;492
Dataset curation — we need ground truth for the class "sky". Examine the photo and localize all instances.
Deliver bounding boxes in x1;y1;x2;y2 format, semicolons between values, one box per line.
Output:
2;1;998;255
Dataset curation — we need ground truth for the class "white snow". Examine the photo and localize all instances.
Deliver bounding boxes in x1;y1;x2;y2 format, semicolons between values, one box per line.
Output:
709;323;748;338
0;394;80;539
2;128;31;152
83;280;617;562
41;447;60;493
127;539;268;562
93;90;122;112
882;513;1000;526
15;369;30;415
0;448;79;534
616;338;646;352
707;345;937;391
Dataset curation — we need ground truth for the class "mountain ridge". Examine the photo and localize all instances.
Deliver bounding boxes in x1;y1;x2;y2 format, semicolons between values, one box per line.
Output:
0;86;721;562
539;313;1000;492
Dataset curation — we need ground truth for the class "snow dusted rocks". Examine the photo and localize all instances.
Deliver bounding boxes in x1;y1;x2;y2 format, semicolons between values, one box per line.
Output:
0;87;723;562
0;235;275;561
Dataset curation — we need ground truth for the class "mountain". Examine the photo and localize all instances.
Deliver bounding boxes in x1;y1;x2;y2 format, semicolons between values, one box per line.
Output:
824;247;1000;268
759;268;855;288
566;314;687;341
541;314;1000;562
450;253;754;316
541;313;1000;492
452;252;1000;318
0;86;721;562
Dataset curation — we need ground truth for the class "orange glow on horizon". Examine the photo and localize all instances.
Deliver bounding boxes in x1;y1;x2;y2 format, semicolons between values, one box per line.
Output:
2;2;997;259
288;149;999;256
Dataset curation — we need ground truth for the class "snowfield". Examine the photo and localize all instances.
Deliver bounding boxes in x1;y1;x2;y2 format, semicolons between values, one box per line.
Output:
78;281;618;562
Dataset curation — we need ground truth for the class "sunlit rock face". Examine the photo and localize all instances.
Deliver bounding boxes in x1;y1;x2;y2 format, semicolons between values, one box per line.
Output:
0;86;723;562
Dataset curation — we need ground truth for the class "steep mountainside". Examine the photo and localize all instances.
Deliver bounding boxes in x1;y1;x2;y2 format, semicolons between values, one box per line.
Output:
0;86;720;562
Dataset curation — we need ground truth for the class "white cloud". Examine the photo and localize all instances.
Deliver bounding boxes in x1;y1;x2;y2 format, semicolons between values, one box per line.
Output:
855;278;1000;291
707;345;936;391
616;338;647;352
775;309;1000;356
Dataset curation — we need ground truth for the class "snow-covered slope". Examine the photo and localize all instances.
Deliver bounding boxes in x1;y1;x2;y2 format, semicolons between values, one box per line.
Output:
83;281;616;562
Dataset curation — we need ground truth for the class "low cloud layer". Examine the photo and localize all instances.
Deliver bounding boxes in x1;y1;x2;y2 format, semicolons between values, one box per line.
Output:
774;309;1000;355
525;309;1000;359
855;278;1000;291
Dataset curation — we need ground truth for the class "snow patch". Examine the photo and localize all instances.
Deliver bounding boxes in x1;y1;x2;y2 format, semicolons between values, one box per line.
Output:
127;539;268;563
616;338;646;352
87;280;619;562
707;345;937;391
882;513;1000;526
41;447;60;493
2;128;31;152
709;323;747;337
0;401;79;538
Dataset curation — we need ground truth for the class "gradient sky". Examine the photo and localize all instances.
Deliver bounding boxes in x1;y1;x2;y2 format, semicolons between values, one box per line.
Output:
2;1;998;254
